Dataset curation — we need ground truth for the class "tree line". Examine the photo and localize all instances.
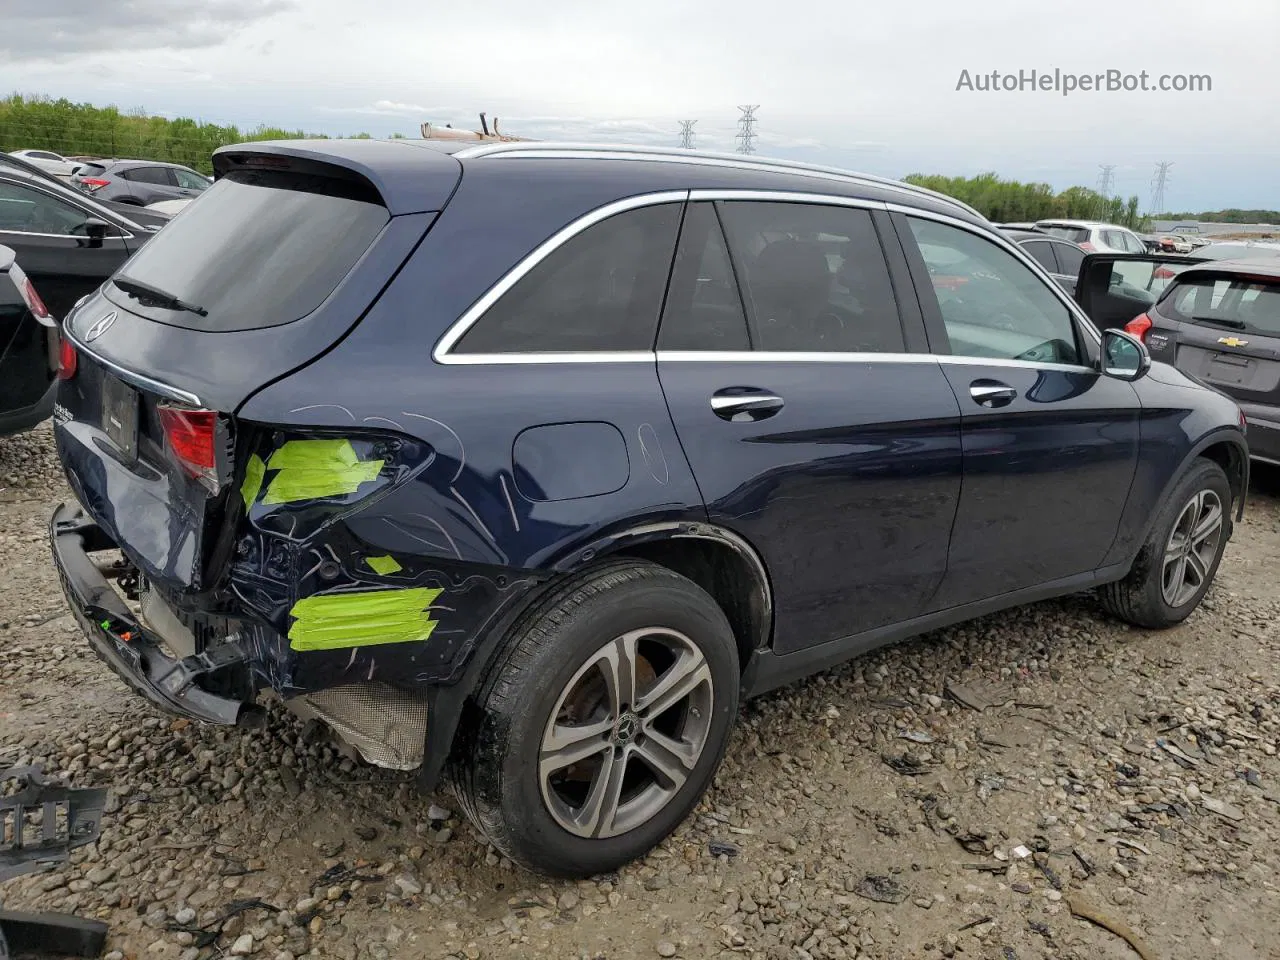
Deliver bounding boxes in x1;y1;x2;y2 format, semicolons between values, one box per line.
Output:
0;94;381;175
904;172;1144;229
1156;208;1280;224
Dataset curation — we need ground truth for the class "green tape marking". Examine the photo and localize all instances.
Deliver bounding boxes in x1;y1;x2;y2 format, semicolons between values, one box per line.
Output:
240;454;266;514
262;439;384;505
365;554;403;576
288;587;443;652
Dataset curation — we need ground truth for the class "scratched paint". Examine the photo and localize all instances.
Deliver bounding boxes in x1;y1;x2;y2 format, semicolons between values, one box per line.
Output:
288;587;443;651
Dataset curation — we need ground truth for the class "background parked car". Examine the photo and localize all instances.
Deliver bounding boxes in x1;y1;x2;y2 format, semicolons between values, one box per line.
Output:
1121;258;1280;466
0;156;157;319
1159;235;1194;254
1191;241;1280;262
0;244;62;435
6;149;84;178
1000;227;1087;294
72;159;212;207
0;152;172;233
1036;219;1149;254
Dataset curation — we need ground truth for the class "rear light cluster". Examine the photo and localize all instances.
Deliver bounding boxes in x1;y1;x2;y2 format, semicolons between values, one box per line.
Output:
158;405;223;492
1080;241;1096;252
77;178;110;192
1124;313;1153;343
10;265;50;323
56;338;78;380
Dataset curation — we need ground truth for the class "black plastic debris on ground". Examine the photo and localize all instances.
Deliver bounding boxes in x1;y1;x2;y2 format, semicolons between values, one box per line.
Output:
708;840;740;859
853;875;908;904
882;753;930;776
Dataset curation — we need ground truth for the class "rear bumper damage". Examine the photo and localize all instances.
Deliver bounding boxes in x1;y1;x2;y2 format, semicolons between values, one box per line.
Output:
50;503;254;726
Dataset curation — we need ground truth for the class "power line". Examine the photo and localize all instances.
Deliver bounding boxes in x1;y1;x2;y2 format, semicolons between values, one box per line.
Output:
1150;161;1173;215
677;120;697;150
735;105;759;155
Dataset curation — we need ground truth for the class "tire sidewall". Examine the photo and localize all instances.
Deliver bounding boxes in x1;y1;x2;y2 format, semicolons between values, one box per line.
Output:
480;574;738;876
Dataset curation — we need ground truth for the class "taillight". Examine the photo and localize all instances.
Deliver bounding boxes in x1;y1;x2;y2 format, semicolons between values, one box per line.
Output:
78;178;110;192
56;337;78;380
1080;241;1096;252
1124;313;1153;343
158;406;220;489
1153;266;1176;279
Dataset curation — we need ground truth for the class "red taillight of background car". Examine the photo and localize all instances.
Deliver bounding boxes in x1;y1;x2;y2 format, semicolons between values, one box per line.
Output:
1124;313;1153;343
78;178;110;192
1080;241;1095;252
1153;266;1176;280
157;406;218;481
56;337;78;380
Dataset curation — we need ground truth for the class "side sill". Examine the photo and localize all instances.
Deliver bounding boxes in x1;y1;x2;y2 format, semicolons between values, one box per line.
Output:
740;562;1130;698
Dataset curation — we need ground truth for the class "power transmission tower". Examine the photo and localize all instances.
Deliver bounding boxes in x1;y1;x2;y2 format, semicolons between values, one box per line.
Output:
1096;164;1116;218
1150;161;1173;215
678;120;697;150
736;105;759;154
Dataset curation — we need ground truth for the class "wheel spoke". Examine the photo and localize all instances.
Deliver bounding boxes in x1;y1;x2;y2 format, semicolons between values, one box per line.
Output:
636;647;711;719
1186;548;1209;587
1163;555;1187;599
634;729;695;791
1191;500;1222;545
599;633;639;716
539;717;614;778
1164;535;1187;564
577;747;629;838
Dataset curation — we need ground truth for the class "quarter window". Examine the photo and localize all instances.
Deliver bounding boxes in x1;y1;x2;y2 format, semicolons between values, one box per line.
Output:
0;181;91;236
1020;240;1059;272
908;217;1083;366
658;203;750;351
1053;241;1085;276
716;201;905;353
452;203;683;355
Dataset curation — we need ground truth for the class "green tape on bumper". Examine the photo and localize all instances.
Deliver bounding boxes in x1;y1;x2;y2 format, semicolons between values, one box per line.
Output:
288;587;443;652
365;554;403;575
263;439;384;505
240;454;266;514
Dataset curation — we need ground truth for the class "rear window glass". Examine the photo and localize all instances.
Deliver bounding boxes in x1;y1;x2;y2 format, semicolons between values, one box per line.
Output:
1039;225;1089;244
1161;274;1280;335
108;169;389;332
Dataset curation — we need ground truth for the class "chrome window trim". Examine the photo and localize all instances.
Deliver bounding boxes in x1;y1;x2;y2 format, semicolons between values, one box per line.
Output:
657;350;934;364
432;190;688;364
62;320;203;406
0;174;136;241
688;189;886;210
440;351;654;366
886;202;1103;346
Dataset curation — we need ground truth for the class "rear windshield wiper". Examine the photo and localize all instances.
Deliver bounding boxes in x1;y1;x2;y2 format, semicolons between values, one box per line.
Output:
1190;315;1246;330
112;277;208;317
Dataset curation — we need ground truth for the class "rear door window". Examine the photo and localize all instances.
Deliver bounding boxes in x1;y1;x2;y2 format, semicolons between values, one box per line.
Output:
1052;242;1085;276
122;166;174;185
658;202;751;351
1020;240;1060;273
1162;274;1280;335
716;200;905;353
452;203;682;354
107;168;391;331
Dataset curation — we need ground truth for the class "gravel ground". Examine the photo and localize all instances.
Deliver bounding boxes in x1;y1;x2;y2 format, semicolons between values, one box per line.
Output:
2;423;1279;960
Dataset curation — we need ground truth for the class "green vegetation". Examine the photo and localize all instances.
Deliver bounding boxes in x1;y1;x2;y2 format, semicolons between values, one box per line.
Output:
1157;209;1280;224
0;94;371;175
904;172;1145;229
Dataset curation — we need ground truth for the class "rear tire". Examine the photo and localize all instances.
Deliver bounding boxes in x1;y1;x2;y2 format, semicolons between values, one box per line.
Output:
1100;458;1231;628
449;560;739;878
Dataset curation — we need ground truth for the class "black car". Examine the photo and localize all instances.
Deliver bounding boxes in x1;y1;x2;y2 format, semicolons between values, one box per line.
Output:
0;154;158;321
1121;258;1280;466
50;140;1248;878
1001;228;1087;294
72;159;211;207
0;244;63;435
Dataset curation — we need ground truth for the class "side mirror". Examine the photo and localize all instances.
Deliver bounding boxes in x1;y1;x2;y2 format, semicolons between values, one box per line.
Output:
1102;328;1151;382
80;217;110;248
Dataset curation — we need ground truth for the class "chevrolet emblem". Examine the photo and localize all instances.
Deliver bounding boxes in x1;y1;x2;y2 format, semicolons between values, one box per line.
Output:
1217;336;1249;347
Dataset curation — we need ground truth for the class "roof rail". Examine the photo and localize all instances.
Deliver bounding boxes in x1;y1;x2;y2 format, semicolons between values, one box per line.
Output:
451;141;983;220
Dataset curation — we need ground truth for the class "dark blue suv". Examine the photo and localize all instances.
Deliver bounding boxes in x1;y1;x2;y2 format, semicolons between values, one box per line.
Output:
49;139;1248;877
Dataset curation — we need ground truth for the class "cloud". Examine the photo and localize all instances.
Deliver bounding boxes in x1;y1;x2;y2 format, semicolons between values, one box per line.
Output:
1;0;294;61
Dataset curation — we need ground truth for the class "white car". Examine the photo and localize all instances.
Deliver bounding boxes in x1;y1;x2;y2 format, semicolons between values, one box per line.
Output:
146;198;194;217
1034;219;1149;255
6;149;85;178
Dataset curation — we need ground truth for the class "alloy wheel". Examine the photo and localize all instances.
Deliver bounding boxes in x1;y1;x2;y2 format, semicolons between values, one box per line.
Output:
538;628;714;839
1161;489;1223;608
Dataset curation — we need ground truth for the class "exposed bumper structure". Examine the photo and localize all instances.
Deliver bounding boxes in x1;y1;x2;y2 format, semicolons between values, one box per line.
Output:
49;503;253;726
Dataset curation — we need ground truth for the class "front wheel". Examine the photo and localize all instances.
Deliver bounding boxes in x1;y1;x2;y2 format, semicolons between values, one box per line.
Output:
1100;458;1232;628
449;561;739;877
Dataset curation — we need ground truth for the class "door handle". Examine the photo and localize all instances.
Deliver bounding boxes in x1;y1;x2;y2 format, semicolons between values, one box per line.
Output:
710;390;785;421
969;380;1017;408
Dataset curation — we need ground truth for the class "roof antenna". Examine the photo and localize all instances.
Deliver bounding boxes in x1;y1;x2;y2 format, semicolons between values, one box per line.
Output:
479;112;490;136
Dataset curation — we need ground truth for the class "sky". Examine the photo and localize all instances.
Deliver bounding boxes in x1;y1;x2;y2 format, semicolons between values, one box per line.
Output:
3;0;1277;211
